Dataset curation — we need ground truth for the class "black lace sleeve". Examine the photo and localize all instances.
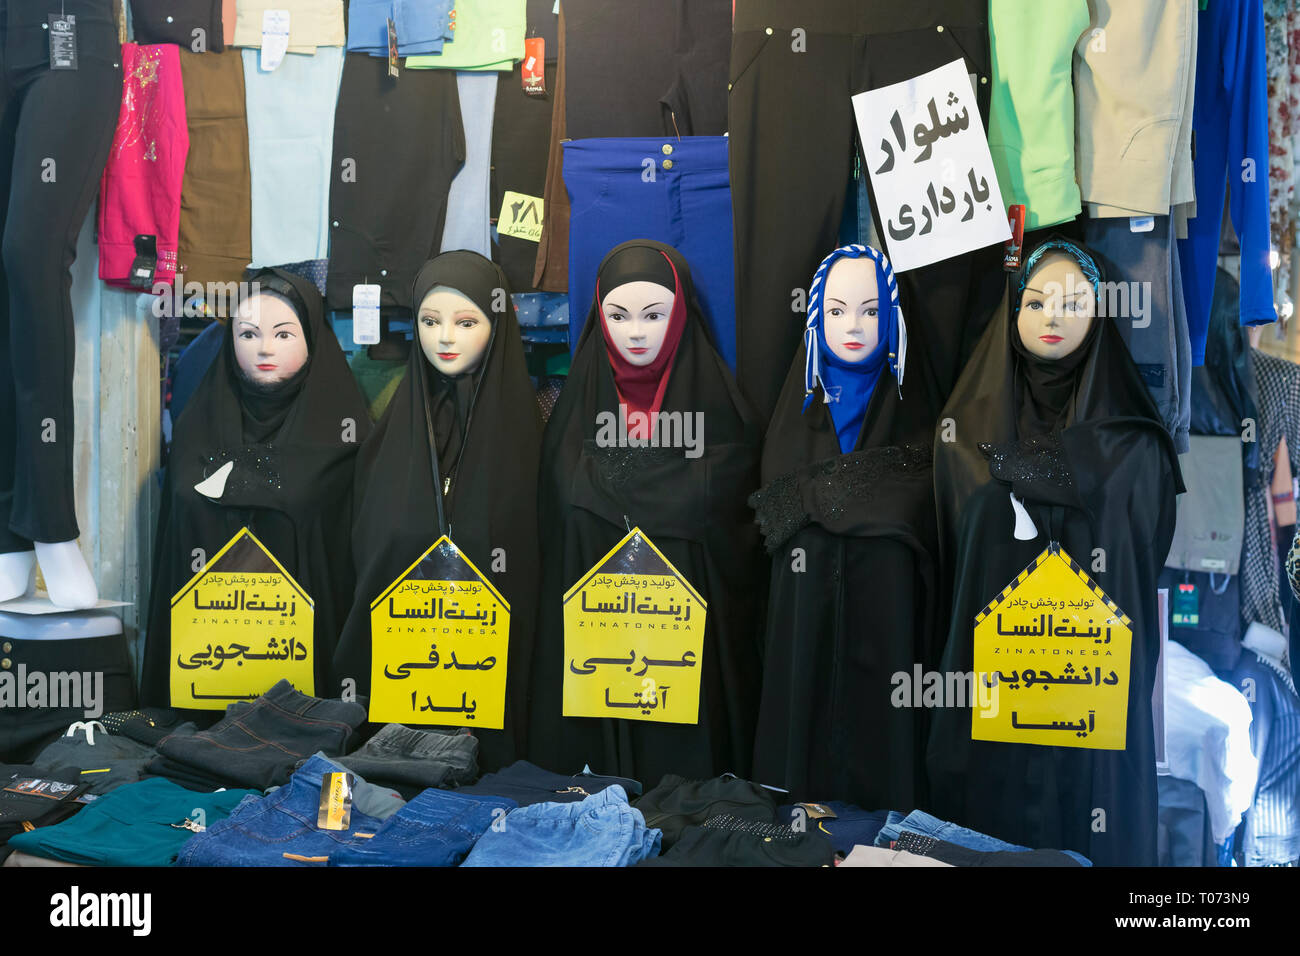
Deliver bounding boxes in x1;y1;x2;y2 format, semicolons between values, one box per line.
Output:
748;471;810;555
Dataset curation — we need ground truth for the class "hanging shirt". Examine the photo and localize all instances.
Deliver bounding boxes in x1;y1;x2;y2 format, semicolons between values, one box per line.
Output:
987;0;1088;230
1178;0;1277;365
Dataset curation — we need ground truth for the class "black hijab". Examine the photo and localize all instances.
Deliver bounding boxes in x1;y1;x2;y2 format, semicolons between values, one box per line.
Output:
142;268;373;707
927;236;1184;865
528;239;765;782
1009;238;1106;437
333;251;542;770
229;271;315;443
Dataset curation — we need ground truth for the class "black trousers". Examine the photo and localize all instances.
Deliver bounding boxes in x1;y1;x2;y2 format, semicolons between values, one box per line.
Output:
0;0;122;551
729;0;1005;422
564;0;730;139
325;54;464;310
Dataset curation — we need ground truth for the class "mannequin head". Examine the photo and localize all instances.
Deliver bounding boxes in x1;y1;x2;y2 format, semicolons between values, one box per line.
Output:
821;256;881;364
600;280;676;367
1015;252;1096;361
232;291;309;386
417;285;493;377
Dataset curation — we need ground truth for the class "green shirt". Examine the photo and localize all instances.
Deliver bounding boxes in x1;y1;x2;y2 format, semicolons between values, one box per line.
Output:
407;0;526;72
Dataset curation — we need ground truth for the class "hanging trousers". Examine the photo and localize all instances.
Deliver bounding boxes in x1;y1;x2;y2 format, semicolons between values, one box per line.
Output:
0;0;122;551
729;0;1005;422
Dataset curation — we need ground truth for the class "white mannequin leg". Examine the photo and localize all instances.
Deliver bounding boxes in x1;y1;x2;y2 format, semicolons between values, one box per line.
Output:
33;540;98;609
0;550;36;602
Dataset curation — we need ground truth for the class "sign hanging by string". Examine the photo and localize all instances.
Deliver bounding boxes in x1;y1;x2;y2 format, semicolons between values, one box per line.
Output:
852;58;1010;272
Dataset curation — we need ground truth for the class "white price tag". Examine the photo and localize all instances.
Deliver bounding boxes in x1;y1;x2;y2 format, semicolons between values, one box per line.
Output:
260;9;291;71
352;284;381;346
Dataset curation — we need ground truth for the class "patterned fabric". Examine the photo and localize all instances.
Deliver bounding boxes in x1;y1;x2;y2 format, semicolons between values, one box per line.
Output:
1265;0;1300;308
277;259;329;296
1244;349;1300;631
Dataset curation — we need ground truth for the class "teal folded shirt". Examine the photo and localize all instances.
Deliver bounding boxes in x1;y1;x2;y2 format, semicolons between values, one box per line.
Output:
7;777;258;866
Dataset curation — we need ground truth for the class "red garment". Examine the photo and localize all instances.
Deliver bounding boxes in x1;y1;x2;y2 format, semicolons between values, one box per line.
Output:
596;250;687;437
98;43;189;288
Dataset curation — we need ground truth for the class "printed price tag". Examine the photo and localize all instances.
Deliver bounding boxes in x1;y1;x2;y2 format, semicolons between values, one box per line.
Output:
353;284;381;345
260;9;291;71
48;14;78;70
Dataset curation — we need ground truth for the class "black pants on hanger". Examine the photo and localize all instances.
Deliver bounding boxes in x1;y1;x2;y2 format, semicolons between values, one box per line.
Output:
0;0;121;551
729;0;1005;423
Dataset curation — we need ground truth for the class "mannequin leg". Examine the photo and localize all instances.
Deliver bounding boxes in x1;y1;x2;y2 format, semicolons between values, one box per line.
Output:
0;51;121;568
0;548;33;601
33;540;98;609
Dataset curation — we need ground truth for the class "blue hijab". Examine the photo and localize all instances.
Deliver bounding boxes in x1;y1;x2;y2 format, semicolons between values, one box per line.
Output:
802;244;906;454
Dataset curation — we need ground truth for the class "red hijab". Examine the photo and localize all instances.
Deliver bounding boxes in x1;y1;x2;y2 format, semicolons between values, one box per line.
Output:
595;247;689;437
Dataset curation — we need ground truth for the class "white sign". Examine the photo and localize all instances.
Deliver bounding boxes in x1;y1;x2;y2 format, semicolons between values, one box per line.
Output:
852;59;1010;272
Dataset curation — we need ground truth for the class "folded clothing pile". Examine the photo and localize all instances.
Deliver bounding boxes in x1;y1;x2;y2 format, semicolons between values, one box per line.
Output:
462;786;660;867
334;723;478;799
146;680;366;791
6;777;256;866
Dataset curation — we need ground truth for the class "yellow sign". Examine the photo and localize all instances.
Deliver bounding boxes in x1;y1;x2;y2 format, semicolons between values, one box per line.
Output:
563;528;705;724
369;536;509;729
972;545;1133;750
170;528;314;709
498;190;544;242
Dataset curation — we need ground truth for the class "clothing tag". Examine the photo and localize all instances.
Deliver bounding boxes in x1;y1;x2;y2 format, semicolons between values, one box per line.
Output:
553;0;559;13
1199;557;1227;571
796;802;838;821
1129;215;1155;234
523;37;546;95
498;191;544;242
1009;492;1038;540
352;284;381;345
1003;205;1025;271
1172;582;1199;627
48;14;78;70
5;778;79;799
387;17;400;78
128;235;158;289
318;772;354;830
260;9;291;72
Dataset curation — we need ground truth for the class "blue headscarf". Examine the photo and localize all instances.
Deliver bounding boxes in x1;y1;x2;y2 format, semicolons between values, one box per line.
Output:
803;244;906;454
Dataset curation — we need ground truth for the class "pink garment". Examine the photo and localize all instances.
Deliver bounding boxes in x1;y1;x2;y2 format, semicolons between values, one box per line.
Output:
98;43;190;288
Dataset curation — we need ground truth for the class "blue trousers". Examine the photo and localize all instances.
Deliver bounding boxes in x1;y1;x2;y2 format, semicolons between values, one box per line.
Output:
563;136;736;372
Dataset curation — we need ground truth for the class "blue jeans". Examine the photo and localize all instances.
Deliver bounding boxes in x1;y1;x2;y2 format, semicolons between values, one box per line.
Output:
176;755;384;866
461;785;662;867
563;136;736;372
876;809;1092;866
329;788;515;867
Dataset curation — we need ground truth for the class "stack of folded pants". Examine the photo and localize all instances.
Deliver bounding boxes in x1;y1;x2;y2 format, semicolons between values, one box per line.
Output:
32;729;157;795
633;774;777;849
891;830;1085;867
335;724;478;800
453;760;641;806
6;777;256;866
776;801;890;856
146;680;366;791
874;809;1092;866
176;754;401;866
462;785;661;866
640;814;834;867
330;788;515;867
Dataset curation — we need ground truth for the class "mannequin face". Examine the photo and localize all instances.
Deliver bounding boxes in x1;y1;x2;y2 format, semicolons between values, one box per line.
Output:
822;257;882;363
601;281;675;367
1016;254;1096;360
232;292;309;385
417;286;492;377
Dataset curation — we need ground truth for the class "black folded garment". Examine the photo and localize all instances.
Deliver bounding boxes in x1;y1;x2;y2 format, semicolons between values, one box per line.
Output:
333;724;478;798
639;815;834;867
453;760;642;806
634;774;777;849
146;680;367;791
0;765;88;863
894;830;1085;867
33;731;157;795
100;708;200;748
